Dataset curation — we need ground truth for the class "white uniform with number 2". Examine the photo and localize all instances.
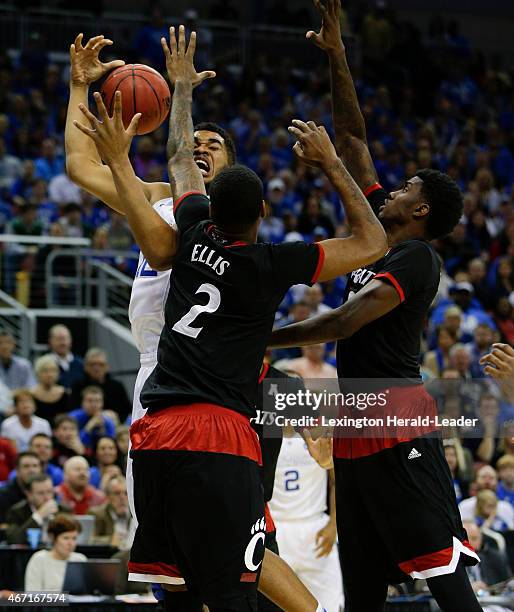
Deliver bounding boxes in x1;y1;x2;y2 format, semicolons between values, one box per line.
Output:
269;436;344;612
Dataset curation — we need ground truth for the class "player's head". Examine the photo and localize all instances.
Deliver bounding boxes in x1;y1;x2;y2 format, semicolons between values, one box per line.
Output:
209;164;265;236
193;122;236;186
378;170;463;239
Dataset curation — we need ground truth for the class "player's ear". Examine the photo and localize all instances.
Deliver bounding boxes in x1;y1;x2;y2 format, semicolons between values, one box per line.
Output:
260;200;266;218
413;202;429;219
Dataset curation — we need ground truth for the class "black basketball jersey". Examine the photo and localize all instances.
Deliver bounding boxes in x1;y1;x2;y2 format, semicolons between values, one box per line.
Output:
141;192;323;417
337;185;441;380
252;364;307;502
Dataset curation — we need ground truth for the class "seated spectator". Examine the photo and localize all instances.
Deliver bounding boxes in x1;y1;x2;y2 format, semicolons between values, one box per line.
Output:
0;329;36;390
0;451;42;523
0;389;52;451
34;138;64;182
47;324;84;389
71;349;131;421
423;326;457;377
288;344;337;381
0;437;16;483
48;170;81;206
476;489;513;532
55;456;106;515
464;521;511;593
24;514;87;592
115;426;129;473
496;454;514;507
51;415;86;468
31;354;71;424
6;473;69;544
449;283;496;342
303;284;331;316
443;439;470;503
9;433;63;486
89;436;122;490
0;379;13;417
7;202;42;237
467;324;495;378
273;301;313;361
89;475;132;549
459;466;514;532
69;386;115;449
493;297;514;345
0;136;22;189
297;194;335;239
463;394;501;463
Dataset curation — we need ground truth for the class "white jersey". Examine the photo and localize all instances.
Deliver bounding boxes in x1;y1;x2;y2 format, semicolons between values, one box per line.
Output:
128;198;174;358
269;436;328;523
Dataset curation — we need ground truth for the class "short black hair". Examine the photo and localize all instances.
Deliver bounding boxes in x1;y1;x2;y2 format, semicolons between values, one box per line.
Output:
209;164;263;233
16;451;41;468
416;169;463;239
194;122;236;165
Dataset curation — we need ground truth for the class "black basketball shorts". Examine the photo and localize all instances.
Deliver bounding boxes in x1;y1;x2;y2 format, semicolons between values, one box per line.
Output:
128;403;266;611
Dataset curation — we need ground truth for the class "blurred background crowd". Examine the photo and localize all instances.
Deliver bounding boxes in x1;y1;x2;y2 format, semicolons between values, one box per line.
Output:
0;0;514;604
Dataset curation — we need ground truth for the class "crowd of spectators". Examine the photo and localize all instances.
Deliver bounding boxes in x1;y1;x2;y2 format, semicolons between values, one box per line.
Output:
0;324;134;594
0;2;514;600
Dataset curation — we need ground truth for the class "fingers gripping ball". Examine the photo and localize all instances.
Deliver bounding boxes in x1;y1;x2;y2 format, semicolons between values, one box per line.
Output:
100;64;171;135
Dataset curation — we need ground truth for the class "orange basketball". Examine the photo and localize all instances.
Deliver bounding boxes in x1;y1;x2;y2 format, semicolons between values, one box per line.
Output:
100;64;171;135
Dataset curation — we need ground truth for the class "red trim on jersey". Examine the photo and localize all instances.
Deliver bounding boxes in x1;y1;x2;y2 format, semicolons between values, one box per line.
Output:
258;362;270;384
265;502;276;533
173;190;204;213
240;572;258;583
333;385;438;459
311;242;325;284
375;272;405;303
130;403;262;465
398;540;476;575
128;560;182;578
363;183;383;197
225;241;249;248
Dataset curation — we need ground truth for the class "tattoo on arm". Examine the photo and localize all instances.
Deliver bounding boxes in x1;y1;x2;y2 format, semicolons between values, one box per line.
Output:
166;79;205;197
329;50;366;145
329;51;379;188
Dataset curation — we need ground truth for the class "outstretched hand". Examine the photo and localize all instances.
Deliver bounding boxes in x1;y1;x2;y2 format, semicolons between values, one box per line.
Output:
289;119;338;168
161;25;216;89
73;91;140;165
304;428;334;469
70;34;125;86
480;343;514;379
307;0;344;53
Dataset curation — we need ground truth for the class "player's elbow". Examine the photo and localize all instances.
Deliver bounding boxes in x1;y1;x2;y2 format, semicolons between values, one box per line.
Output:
146;253;173;272
66;154;84;186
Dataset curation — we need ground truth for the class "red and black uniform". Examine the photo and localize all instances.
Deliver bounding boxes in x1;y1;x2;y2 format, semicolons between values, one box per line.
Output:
334;185;479;601
129;192;323;611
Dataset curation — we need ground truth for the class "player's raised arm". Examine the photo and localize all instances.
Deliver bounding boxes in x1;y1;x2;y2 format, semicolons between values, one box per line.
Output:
73;92;178;270
162;25;215;200
289;119;387;279
307;0;379;193
65;34;170;213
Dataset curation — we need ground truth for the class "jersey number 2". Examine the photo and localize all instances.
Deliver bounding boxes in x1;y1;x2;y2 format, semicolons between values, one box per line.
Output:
172;283;221;339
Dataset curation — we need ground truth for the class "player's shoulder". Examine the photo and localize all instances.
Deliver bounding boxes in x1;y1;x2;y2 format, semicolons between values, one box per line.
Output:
152;197;175;224
388;239;439;265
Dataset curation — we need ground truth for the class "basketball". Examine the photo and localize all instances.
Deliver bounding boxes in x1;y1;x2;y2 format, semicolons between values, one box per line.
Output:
100;64;171;135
